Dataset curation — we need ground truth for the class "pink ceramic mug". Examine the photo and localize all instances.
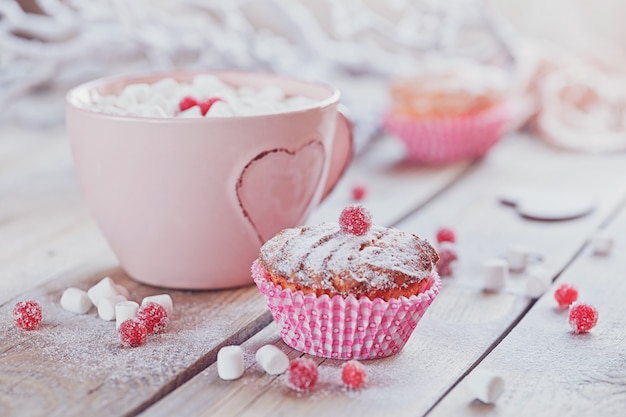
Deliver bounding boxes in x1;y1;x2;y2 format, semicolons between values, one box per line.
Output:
66;71;352;289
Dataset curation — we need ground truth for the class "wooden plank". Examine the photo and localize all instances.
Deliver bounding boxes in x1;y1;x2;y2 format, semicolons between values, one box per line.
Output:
0;273;272;417
138;288;530;417
428;203;626;417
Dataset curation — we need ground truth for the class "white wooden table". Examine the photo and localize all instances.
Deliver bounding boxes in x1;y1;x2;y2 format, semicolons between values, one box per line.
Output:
1;116;625;417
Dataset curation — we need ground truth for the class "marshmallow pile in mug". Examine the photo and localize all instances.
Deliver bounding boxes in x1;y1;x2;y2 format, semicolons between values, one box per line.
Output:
84;75;317;118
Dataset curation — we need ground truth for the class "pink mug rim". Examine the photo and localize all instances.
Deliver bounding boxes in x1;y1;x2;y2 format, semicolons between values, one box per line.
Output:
65;70;341;122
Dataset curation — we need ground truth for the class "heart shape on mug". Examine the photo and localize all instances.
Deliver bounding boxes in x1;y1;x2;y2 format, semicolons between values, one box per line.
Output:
237;140;326;243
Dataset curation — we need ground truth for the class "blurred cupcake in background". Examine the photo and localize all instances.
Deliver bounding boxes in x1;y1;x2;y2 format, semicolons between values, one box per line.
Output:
383;59;513;164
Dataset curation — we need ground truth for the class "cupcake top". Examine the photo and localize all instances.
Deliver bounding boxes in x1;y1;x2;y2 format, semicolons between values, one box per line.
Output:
258;206;439;300
390;59;510;118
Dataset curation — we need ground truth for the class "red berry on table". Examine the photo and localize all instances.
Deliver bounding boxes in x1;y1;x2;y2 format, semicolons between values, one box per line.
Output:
438;263;453;277
554;283;578;308
285;357;318;392
198;97;223;116
339;204;372;236
179;96;198;112
342;360;366;389
13;300;42;330
436;227;456;244
436;242;458;277
118;319;148;347
568;303;598;333
351;184;367;201
136;302;169;335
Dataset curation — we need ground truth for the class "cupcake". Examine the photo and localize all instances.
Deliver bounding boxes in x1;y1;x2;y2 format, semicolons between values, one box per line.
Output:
384;59;511;164
252;205;441;360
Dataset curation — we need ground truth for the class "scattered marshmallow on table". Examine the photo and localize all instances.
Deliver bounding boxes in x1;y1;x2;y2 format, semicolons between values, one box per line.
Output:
525;266;552;298
591;232;613;256
141;294;173;316
255;344;289;375
98;295;127;321
87;277;125;307
467;369;505;404
60;288;93;314
217;345;245;380
482;259;509;291
115;301;140;329
506;244;529;272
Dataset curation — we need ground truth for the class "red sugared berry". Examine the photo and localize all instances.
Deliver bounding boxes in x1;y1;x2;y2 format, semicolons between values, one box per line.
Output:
342;360;366;389
436;227;456;244
436;243;458;277
339;204;372;236
119;319;148;347
198;97;223;116
136;302;168;335
568;303;598;333
179;96;198;112
554;283;578;308
286;357;318;392
13;300;42;330
351;184;367;201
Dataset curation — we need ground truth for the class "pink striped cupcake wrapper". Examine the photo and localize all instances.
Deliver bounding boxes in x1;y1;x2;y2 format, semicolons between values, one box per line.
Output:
383;101;510;164
252;259;441;360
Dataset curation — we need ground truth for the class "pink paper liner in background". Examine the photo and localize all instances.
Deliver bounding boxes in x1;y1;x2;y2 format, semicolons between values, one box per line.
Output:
252;260;441;360
383;101;511;164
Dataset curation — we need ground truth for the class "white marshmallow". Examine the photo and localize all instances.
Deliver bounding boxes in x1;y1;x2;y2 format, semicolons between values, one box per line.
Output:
241;101;277;116
146;94;173;115
237;86;256;97
151;77;178;97
206;100;235;117
87;277;123;307
141;294;173;316
115;301;139;329
120;83;152;104
506;244;529;272
525;266;551;298
98;295;127;321
114;93;137;110
255;345;289;375
217;345;245;380
133;105;167;118
482;259;509;291
179;106;203;118
192;74;230;95
101;105;126;116
256;85;285;101
591;232;613;256
467;369;505;404
60;288;92;314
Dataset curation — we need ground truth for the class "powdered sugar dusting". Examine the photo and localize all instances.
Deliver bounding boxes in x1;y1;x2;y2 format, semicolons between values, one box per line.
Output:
0;280;270;414
260;222;436;291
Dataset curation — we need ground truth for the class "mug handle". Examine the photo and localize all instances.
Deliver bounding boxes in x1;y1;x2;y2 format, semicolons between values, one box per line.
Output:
321;105;354;200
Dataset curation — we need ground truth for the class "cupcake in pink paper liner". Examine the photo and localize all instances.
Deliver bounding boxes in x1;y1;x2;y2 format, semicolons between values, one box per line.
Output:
384;60;512;164
252;205;441;360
